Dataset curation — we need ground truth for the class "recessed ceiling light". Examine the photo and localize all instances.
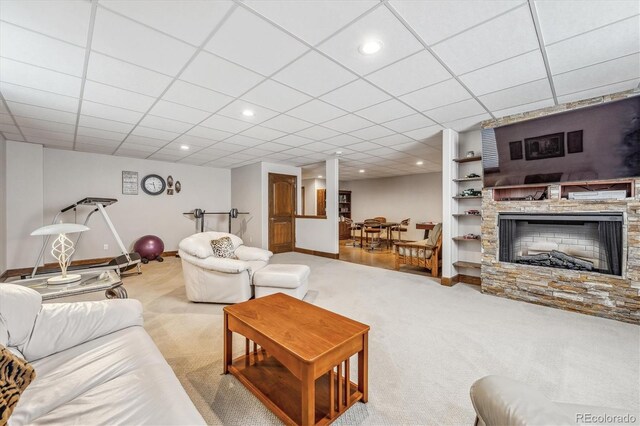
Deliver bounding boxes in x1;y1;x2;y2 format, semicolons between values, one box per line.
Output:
180;145;190;150
335;151;343;155
359;169;365;173
318;175;323;178
416;160;424;165
242;109;254;117
359;40;383;55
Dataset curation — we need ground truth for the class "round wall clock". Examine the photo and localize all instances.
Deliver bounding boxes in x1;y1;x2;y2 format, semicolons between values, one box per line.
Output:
141;174;166;195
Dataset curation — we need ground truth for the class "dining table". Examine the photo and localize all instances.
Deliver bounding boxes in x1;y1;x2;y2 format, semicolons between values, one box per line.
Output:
353;221;400;248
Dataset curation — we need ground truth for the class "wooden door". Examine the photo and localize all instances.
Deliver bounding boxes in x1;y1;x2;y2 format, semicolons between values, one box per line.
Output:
316;188;326;216
269;173;296;253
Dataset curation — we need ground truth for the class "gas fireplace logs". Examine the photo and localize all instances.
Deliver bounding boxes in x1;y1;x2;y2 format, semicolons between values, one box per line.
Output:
515;250;594;271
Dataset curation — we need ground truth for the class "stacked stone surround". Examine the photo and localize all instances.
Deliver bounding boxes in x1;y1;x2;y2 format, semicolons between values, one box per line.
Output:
481;183;640;324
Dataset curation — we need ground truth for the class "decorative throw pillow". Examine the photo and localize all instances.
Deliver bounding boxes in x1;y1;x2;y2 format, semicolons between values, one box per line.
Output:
210;236;236;258
1;346;36;425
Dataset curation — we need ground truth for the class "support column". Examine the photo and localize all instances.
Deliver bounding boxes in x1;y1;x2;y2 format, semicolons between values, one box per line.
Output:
442;129;459;283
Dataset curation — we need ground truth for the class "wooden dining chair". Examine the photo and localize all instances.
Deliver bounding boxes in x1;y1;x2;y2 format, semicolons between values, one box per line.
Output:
392;218;410;243
343;217;361;247
363;219;383;251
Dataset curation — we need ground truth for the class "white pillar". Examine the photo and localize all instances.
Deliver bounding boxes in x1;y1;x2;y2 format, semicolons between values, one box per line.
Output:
441;129;459;280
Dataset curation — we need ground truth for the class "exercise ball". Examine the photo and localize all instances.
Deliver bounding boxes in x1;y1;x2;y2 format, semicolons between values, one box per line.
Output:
134;235;165;264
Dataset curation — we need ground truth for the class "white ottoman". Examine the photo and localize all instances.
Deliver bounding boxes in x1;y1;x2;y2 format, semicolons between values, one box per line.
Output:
253;264;310;300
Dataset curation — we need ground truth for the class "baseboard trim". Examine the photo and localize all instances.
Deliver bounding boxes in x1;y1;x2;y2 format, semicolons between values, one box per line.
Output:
459;274;481;286
441;275;459;286
2;251;179;279
294;247;339;259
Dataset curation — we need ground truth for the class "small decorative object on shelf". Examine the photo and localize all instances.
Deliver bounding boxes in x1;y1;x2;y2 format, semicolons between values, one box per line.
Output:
466;172;480;178
466;150;475;158
175;181;181;193
463;233;480;239
460;188;482;197
465;209;481;215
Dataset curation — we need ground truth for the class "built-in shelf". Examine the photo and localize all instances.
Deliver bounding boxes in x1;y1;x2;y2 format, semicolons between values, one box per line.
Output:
453;195;482;199
452;213;481;217
453;261;481;269
453;177;482;182
493;185;548;202
453;236;481;241
453;156;482;163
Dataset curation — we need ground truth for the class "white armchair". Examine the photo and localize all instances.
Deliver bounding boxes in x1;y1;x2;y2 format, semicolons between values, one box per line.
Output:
178;231;273;303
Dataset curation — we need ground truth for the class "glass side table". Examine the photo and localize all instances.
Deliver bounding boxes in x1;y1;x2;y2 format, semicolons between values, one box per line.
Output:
4;270;127;300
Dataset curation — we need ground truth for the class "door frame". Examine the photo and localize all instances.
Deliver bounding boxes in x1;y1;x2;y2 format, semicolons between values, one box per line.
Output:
268;173;297;253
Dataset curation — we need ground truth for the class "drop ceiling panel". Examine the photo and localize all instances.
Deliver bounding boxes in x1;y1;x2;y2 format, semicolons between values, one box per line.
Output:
272;134;314;147
87;53;172;97
240;126;287;142
0;58;82;97
287;100;346;123
349;125;394;140
255;141;289;152
295;125;340;141
217;100;280;124
432;5;538;75
382;113;435;133
200;114;254;133
99;0;234;45
478;78;552;111
173;134;215;148
162;80;233;113
365;51;452;97
20;126;74;142
81;100;143;124
76;125;126;142
556;79;640;104
131;125;180;141
7;101;77;124
425;98;487;123
553;53;640;95
186;125;233;141
371;133;412;146
0;82;79;113
441;113;491;132
493;98;555;118
546;16;640;75
13;116;75;134
0;0;92;46
139;115;193;133
148;100;210;124
320;79;390;112
402;125;443;142
92;7;195;75
355;99;415;123
322;134;362;146
400;79;471;112
180;51;264;97
126;134;168;147
319;6;423;75
390;0;524;45
322;114;372;133
272;51;357;97
205;7;308;75
241;79;311;113
534;0;640;45
261;114;313;133
244;1;376;46
83;80;156;112
460;50;548;96
78;115;134;134
0;24;86;77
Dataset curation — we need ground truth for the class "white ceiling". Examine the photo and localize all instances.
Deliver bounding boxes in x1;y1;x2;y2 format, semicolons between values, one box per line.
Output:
0;0;638;180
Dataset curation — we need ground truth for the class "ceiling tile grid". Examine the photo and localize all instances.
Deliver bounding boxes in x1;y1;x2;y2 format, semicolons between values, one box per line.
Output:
0;0;638;179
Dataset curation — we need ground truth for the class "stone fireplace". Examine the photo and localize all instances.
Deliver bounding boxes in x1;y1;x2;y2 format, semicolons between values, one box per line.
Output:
498;212;623;276
481;184;640;324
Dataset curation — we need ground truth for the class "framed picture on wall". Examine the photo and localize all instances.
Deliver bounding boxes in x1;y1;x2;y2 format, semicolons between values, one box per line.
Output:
509;140;523;160
524;132;565;160
567;130;583;153
122;171;138;195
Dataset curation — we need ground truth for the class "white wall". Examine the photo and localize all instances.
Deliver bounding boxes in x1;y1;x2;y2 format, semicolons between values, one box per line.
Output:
0;135;6;274
296;159;339;254
3;142;230;269
301;178;326;216
231;162;262;246
341;172;443;241
5;141;44;269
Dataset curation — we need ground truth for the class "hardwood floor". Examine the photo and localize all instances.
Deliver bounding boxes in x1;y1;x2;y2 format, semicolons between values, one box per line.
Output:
338;240;441;279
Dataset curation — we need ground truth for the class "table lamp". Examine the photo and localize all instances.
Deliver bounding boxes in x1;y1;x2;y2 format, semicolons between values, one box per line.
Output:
31;223;90;284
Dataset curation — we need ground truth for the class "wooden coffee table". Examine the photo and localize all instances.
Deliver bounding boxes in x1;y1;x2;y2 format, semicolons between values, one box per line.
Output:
223;293;370;426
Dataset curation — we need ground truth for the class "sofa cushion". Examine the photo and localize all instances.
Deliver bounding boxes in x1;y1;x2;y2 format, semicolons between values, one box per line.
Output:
1;346;36;425
210;236;236;259
179;232;243;259
12;326;205;425
0;284;42;349
426;223;442;246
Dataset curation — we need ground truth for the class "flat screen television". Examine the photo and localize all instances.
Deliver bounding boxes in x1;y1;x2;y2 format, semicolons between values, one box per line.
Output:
481;96;640;188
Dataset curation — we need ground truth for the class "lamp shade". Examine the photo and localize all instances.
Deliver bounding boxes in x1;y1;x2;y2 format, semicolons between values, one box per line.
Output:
31;223;90;236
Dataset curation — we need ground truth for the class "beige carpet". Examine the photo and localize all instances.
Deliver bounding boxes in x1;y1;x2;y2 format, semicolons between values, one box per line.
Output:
68;253;639;425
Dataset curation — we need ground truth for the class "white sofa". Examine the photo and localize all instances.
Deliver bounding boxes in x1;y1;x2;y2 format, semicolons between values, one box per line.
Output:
178;231;273;303
1;284;205;425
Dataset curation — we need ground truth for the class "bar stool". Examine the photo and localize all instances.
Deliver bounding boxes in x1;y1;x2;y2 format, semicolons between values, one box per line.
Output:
344;217;361;247
391;218;410;243
363;219;383;251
